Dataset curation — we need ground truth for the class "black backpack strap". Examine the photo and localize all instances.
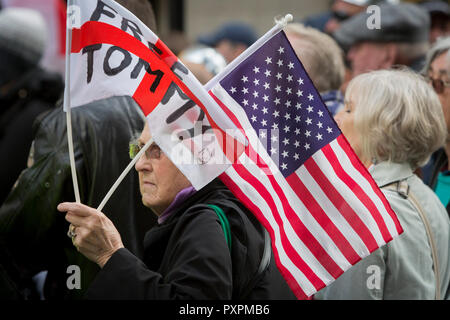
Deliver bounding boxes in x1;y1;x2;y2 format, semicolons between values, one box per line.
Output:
240;227;271;299
258;228;271;275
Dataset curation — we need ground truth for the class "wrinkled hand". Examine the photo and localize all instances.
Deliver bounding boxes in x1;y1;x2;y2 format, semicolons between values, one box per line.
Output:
57;202;124;268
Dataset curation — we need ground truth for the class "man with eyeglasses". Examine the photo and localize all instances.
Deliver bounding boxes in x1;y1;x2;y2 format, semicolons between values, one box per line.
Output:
421;37;450;215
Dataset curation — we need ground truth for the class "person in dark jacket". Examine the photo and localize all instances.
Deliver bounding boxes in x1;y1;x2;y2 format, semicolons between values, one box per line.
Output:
0;0;158;299
0;7;64;205
58;123;295;299
421;37;450;215
0;97;156;299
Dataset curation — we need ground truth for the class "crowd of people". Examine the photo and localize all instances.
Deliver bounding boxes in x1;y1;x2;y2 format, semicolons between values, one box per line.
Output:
0;0;449;300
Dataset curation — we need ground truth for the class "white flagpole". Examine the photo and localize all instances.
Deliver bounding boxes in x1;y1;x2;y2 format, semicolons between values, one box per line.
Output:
64;0;81;203
97;137;154;211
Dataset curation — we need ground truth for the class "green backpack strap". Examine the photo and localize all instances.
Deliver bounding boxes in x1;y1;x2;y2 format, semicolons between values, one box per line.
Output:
207;204;232;252
205;203;272;299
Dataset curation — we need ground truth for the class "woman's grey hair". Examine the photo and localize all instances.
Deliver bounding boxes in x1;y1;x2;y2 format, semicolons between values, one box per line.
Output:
346;69;447;169
422;36;450;75
284;23;345;92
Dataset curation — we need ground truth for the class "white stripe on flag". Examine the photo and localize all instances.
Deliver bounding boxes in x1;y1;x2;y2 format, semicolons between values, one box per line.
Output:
311;149;386;247
272;172;355;273
329;140;400;238
223;167;317;296
213;84;354;272
296;162;371;258
213;84;361;281
238;153;336;284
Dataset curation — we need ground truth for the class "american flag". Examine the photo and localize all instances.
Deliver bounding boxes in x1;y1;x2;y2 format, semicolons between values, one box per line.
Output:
207;29;403;299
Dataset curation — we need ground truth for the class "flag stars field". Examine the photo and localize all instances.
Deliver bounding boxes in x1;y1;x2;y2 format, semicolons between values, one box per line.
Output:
222;35;341;178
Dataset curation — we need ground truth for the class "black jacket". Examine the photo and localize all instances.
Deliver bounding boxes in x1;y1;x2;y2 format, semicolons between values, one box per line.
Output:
0;96;156;299
428;149;448;189
86;180;296;300
0;67;63;205
426;148;450;215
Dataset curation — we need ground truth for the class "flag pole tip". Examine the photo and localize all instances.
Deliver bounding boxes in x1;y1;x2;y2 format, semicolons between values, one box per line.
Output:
285;14;293;22
275;14;293;27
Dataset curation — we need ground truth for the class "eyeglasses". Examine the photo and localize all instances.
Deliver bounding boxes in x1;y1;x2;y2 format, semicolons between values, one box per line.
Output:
426;76;450;94
129;140;162;160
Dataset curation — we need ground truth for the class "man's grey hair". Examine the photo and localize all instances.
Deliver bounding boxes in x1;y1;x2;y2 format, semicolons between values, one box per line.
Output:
284;23;345;92
422;36;450;74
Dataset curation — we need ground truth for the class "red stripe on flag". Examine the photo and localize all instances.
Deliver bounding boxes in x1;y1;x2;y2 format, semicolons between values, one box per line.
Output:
219;170;309;300
71;21;177;116
71;21;224;127
230;160;327;291
302;155;379;252
322;145;392;245
335;136;402;235
212;89;342;286
208;91;246;163
320;144;387;249
285;172;362;266
242;148;345;280
209;91;244;129
72;21;148;55
322;138;397;244
132;69;174;116
153;39;178;69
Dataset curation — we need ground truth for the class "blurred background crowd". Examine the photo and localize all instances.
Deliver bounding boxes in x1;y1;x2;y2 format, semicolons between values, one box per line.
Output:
0;0;449;300
1;0;449;206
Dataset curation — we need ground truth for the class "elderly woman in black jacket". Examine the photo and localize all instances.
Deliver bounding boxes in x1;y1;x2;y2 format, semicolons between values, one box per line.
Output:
58;123;294;300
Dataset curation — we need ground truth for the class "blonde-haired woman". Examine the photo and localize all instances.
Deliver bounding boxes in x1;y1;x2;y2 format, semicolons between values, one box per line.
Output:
314;69;450;300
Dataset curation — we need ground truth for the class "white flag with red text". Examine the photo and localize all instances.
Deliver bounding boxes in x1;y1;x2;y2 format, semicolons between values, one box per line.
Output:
65;0;246;190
